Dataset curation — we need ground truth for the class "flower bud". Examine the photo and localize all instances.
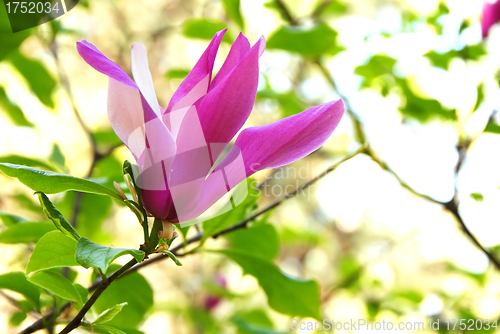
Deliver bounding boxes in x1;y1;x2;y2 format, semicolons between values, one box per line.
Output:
159;220;174;240
113;181;127;200
123;173;138;203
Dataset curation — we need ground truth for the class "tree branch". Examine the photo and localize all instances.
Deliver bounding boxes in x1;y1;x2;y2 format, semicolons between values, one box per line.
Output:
58;259;138;334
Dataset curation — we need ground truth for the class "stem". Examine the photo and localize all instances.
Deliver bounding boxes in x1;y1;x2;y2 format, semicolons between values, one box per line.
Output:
58;259;138;334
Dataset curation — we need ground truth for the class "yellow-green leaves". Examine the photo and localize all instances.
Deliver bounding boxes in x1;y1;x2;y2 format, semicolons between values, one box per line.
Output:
215;249;321;319
36;192;80;241
267;22;341;57
0;163;122;200
28;271;82;305
0;272;40;309
26;231;79;274
92;303;128;325
75;237;145;273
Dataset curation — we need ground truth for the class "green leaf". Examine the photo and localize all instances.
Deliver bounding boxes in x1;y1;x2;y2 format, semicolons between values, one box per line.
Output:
50;144;66;168
73;282;89;308
202;179;260;243
233;316;288;334
222;0;244;29
0;155;57;171
36;192;80;241
398;79;455;121
161;251;183;266
93;128;122;149
94;267;153;328
0;163;122;200
0;211;28;226
267;22;341;57
215;249;321;319
0;272;40;309
257;90;306;117
164;68;190;80
315;0;348;17
485;118;500;134
92;325;127;334
7;50;57;108
75;237;145;273
474;83;485;113
93;302;128;325
470;192;484;202
183;19;232;43
224;223;279;260
59;192;113;244
0;86;33;127
425;50;458;70
28;270;82;304
26;231;79;274
355;54;397;80
0;28;30;61
0;222;56;244
10;311;27;326
460;44;487;60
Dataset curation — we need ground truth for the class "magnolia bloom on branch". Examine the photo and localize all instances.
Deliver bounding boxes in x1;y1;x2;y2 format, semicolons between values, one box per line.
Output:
482;0;500;37
77;30;344;225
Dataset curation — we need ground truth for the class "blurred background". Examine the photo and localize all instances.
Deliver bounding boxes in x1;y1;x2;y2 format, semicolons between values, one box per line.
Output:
1;0;500;333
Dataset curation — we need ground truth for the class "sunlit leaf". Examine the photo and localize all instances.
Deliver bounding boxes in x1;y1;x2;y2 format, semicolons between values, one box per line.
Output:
355;54;396;80
257;90;306;117
94;266;153;328
93;303;128;325
0;163;123;200
398;79;455;121
26;231;78;274
202;179;260;243
183;19;232;43
233;317;287;334
28;270;82;304
0;86;33;127
0;28;30;61
164;68;190;80
0;272;40;309
470;192;484;202
0;211;28;226
36;192;80;241
0;222;56;244
0;155;57;171
10;311;27;326
214;250;321;319
267;22;341;57
75;237;144;273
58;192;113;244
224;223;279;260
8;50;57;108
485;119;500;134
222;0;244;29
50;144;66;168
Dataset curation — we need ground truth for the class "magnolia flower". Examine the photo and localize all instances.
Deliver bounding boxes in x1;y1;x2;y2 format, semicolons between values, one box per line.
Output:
77;30;343;224
482;0;500;38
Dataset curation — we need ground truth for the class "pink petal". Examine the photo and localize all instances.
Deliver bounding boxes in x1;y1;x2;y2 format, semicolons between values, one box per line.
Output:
107;78;144;160
165;30;227;114
482;0;500;38
209;33;251;90
131;43;162;118
76;40;137;90
178;99;344;223
233;99;345;176
194;36;266;159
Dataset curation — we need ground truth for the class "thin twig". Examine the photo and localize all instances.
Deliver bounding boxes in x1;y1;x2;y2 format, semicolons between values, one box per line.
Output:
58;259;138;334
273;0;299;26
